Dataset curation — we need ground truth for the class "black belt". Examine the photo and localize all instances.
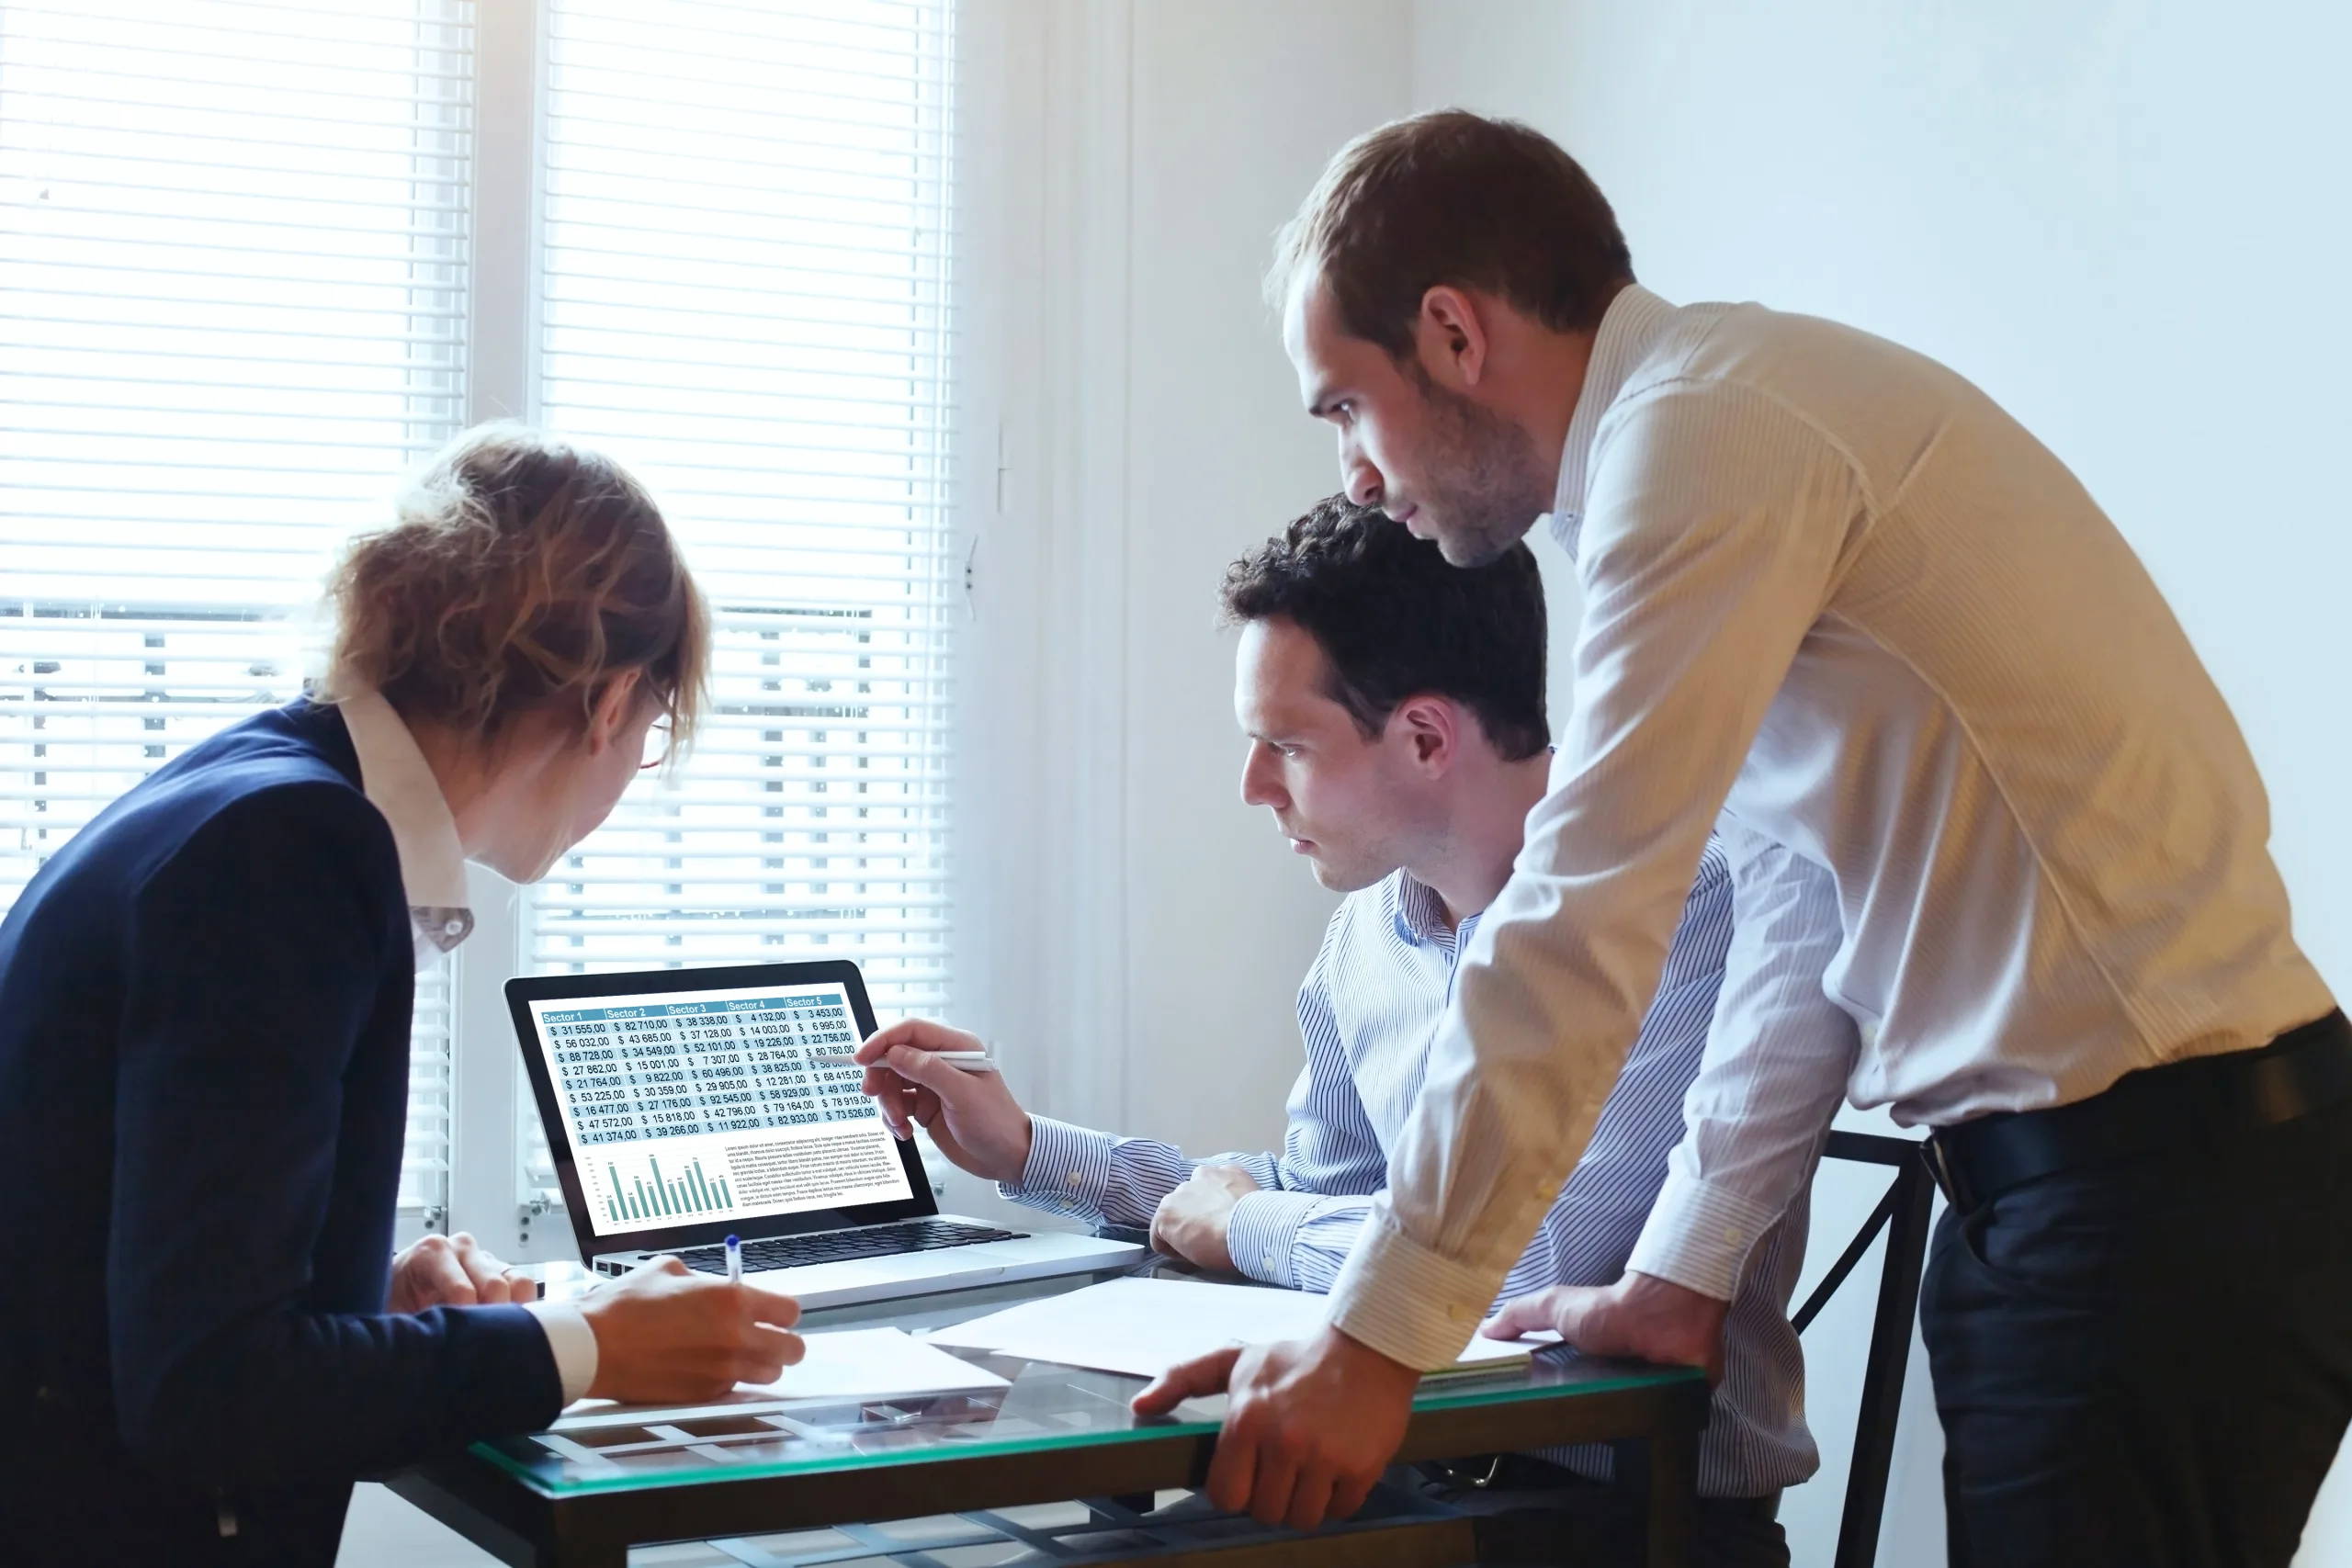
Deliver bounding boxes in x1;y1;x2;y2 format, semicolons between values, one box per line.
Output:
1925;1009;2352;1213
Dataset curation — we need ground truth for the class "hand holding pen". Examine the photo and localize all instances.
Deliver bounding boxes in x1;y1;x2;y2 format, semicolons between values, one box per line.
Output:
852;1020;1035;1184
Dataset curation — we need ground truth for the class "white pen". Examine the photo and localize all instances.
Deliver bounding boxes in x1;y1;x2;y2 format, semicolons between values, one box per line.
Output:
724;1233;741;1285
816;1049;1000;1074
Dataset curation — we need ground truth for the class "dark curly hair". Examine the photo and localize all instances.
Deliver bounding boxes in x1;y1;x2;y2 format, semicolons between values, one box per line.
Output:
1220;495;1548;761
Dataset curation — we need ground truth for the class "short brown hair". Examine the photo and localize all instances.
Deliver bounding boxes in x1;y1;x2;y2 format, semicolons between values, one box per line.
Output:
326;423;708;751
1270;110;1633;359
1221;495;1548;762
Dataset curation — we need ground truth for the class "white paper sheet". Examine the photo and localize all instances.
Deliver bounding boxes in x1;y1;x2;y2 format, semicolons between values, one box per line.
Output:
924;1277;1543;1381
735;1325;1013;1398
555;1326;1009;1428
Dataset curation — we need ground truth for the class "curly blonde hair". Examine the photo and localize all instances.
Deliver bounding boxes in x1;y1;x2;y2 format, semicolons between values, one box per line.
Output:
326;423;707;752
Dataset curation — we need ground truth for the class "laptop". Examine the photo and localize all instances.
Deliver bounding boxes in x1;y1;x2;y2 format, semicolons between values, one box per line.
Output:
508;960;1144;1308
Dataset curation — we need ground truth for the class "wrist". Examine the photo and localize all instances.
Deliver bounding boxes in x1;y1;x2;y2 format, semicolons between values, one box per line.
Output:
1621;1270;1730;1379
1324;1323;1419;1393
1624;1269;1730;1314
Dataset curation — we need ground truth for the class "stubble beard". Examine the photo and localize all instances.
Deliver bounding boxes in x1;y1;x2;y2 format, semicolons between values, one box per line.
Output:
1409;377;1553;568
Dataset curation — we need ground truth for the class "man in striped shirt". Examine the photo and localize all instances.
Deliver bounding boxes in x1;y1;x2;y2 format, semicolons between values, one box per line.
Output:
861;498;1837;1566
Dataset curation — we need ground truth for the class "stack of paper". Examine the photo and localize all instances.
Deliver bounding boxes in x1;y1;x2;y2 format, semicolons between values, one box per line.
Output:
924;1277;1545;1381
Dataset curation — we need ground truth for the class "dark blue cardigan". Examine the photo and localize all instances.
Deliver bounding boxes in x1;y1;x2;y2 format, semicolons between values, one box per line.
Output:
0;700;560;1565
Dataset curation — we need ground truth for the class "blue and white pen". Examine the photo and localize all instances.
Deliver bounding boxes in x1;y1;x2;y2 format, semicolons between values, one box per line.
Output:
724;1234;742;1285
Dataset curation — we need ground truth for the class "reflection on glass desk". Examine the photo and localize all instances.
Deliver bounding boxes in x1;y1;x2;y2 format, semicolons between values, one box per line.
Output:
478;1263;1697;1498
390;1258;1712;1567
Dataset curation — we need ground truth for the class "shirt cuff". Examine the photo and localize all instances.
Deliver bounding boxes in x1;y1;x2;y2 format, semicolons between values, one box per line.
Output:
524;1298;599;1404
1001;1115;1118;1219
1623;1168;1780;1302
1227;1190;1319;1289
1324;1212;1498;1371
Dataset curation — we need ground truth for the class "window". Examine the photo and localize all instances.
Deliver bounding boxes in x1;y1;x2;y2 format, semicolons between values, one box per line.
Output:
1;0;961;1246
515;0;959;1210
0;0;473;1227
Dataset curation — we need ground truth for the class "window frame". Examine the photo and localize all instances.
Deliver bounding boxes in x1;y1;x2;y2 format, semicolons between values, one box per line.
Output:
443;0;992;1259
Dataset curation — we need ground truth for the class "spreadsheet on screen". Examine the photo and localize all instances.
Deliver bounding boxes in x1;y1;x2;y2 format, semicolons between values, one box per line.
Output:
528;981;912;1236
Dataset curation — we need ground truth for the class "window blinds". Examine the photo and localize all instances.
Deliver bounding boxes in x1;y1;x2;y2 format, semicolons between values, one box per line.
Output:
0;0;472;1224
529;1;957;1003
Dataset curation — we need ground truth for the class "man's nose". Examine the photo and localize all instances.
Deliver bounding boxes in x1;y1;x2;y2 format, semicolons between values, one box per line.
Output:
1239;750;1284;808
1340;439;1382;509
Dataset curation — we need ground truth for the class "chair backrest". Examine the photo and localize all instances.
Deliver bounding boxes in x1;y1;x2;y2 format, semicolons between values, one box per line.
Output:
1793;1131;1935;1568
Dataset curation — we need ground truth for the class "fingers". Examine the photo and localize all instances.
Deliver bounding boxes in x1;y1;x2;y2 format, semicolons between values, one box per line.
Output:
1130;1344;1242;1415
739;1283;803;1330
448;1233;516;1304
855;1017;983;1066
865;1068;919;1137
1283;1466;1336;1533
1204;1398;1260;1516
405;1234;476;1307
860;1049;967;1141
1483;1288;1566;1340
1246;1436;1300;1529
1328;1470;1376;1522
876;1043;978;1102
736;1324;806;1382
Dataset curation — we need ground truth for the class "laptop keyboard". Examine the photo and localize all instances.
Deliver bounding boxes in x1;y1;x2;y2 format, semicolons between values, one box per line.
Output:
674;1219;1023;1275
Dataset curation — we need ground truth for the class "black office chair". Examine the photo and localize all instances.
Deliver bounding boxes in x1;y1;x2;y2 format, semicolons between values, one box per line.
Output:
1795;1131;1936;1568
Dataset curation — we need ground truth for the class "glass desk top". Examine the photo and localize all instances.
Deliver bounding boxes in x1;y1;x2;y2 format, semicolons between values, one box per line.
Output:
479;1261;1705;1498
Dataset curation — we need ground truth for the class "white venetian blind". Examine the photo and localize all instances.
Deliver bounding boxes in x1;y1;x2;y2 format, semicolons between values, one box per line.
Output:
0;0;473;1224
519;0;958;1203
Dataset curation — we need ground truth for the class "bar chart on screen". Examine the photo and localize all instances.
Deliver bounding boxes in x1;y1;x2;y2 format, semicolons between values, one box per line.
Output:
599;1152;736;1224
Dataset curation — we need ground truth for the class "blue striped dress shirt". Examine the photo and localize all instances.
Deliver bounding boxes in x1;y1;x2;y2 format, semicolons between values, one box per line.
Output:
1005;838;1819;1498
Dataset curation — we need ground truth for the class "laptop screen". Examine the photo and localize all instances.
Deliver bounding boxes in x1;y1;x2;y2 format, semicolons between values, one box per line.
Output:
525;978;915;1239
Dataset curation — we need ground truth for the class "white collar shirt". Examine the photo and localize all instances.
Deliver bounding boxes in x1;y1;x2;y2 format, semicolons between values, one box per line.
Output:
337;688;475;964
1325;285;2335;1370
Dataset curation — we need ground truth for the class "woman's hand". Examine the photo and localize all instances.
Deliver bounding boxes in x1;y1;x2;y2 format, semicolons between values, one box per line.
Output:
855;1019;1035;1184
389;1232;539;1312
578;1258;804;1404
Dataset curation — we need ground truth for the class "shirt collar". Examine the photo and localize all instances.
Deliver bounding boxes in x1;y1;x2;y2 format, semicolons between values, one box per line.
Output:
1389;871;1457;949
1549;283;1680;552
337;688;475;956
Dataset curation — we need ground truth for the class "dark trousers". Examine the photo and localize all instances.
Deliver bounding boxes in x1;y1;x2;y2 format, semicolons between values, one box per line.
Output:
1921;1089;2352;1567
1403;1458;1787;1568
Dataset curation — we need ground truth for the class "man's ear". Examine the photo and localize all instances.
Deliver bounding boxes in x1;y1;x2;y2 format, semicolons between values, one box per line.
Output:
1392;694;1459;775
1414;286;1490;390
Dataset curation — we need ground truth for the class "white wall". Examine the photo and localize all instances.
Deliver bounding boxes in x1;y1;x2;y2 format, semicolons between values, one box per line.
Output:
958;0;1412;1156
1409;4;2352;1562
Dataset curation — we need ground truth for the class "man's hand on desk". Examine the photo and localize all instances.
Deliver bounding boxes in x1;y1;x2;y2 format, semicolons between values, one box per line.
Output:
1131;1325;1418;1531
578;1258;806;1404
855;1019;1033;1183
1148;1164;1261;1272
389;1232;537;1312
1483;1270;1729;1382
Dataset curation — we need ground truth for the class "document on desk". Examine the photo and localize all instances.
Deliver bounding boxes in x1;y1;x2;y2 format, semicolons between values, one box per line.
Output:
554;1327;1009;1429
924;1277;1544;1380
